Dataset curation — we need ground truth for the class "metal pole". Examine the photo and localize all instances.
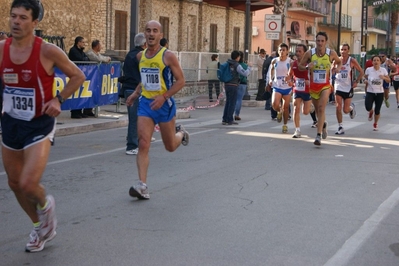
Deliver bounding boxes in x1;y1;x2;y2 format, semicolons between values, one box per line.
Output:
337;0;342;53
129;0;139;50
243;0;251;100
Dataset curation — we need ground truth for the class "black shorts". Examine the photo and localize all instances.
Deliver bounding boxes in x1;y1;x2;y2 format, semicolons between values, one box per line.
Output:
1;113;56;150
393;80;399;90
335;88;354;99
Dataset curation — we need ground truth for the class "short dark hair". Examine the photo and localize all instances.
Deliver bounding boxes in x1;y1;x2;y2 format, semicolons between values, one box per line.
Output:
316;32;328;41
231;50;240;60
211;54;218;61
341;43;350;50
297;44;307;52
160;38;168;47
11;0;39;21
92;39;100;49
278;43;289;50
74;36;84;46
259;48;266;54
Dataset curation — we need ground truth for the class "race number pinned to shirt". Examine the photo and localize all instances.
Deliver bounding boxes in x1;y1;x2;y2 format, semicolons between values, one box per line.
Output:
141;68;161;91
313;70;327;84
295;78;306;91
2;86;35;121
340;70;349;81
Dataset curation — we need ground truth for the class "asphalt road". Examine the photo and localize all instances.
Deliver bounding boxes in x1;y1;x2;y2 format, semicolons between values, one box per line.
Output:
1;91;399;266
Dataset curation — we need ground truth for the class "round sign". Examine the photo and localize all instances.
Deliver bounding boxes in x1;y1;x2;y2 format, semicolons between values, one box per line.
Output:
268;21;277;31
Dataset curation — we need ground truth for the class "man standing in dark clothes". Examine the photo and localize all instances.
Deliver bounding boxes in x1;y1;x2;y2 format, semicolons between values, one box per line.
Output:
120;33;146;155
263;51;276;115
68;36;90;118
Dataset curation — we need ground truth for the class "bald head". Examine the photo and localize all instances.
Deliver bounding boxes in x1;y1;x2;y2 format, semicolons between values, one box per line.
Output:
146;20;163;33
144;20;163;49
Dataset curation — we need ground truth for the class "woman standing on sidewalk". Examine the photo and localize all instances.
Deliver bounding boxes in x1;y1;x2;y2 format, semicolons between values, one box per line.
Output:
363;55;391;131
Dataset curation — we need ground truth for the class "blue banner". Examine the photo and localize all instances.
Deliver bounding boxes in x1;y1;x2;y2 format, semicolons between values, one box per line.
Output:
53;62;121;110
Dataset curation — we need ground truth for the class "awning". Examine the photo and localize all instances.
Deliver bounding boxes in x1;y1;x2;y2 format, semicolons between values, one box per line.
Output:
289;39;303;44
307;41;316;46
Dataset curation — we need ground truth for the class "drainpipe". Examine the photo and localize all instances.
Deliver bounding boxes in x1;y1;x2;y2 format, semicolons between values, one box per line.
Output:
130;0;139;50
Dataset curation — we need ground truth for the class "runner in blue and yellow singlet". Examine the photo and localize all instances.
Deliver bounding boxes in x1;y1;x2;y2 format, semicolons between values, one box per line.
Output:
126;20;189;200
299;32;341;146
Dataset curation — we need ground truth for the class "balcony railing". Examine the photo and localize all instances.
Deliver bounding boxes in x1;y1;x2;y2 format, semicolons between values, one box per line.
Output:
367;18;388;31
288;0;328;16
319;12;352;29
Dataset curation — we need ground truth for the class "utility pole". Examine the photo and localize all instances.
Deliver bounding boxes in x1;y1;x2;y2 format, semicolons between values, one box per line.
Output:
243;0;251;100
129;0;139;50
337;0;342;53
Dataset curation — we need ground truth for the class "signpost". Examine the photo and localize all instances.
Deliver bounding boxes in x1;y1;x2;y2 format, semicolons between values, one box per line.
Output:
264;14;282;32
266;33;279;40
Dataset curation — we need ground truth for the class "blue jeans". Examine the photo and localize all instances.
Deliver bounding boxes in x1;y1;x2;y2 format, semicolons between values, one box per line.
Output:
235;84;246;116
222;84;238;123
124;89;139;150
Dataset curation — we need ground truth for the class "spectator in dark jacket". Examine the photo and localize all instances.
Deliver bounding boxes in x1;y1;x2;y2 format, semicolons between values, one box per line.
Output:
68;36;90;118
120;33;146;155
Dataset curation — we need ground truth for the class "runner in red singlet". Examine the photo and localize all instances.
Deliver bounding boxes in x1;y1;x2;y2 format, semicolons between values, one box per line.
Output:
0;0;85;252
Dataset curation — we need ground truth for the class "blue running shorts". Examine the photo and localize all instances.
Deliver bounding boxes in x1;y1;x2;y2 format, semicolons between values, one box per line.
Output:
293;92;311;101
138;96;176;124
273;87;292;96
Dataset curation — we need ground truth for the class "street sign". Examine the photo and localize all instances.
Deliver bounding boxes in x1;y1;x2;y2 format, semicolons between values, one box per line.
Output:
264;14;282;32
266;33;280;40
372;0;394;6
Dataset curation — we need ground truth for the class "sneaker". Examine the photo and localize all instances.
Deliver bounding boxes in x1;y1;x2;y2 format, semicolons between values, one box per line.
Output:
25;229;56;253
126;148;138;155
397;104;399;109
129;181;150;200
37;195;57;241
368;110;373;121
282;125;288;133
349;103;356;119
234;116;241;121
314;135;321;146
292;129;301;138
310;104;315;113
151;137;156;142
176;125;189;146
322;121;328;139
277;111;282;123
385;99;390;108
222;121;227;125
271;117;277;121
373;123;378;131
311;121;318;128
335;126;345;135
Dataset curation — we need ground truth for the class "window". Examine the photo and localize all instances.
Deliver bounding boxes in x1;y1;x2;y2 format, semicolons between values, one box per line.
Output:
159;16;170;40
115;11;127;50
210;24;217;52
233;27;240;51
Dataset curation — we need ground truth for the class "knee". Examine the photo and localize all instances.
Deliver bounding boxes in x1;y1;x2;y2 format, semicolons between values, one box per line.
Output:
164;143;177;152
138;138;151;151
9;178;36;197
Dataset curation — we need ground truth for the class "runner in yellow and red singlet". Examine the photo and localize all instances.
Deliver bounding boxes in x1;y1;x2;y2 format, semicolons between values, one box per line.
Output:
299;32;341;146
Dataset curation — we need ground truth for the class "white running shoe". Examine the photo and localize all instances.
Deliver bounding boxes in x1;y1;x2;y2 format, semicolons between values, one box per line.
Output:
25;229;56;252
292;129;301;138
129;181;150;200
176;125;189;146
349;103;356;119
335;126;345;135
126;148;138;155
37;195;57;241
151;137;156;142
322;121;328;139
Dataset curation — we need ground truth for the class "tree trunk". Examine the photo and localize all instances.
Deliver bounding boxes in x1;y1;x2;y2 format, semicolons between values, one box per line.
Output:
273;0;287;51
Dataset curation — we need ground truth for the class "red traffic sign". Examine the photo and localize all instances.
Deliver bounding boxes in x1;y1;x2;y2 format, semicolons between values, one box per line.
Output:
265;14;282;32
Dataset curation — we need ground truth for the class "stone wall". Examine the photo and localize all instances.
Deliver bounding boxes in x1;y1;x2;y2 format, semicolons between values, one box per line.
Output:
0;0;246;54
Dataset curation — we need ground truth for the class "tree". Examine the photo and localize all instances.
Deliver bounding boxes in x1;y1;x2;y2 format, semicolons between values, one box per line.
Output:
368;0;399;55
273;0;287;50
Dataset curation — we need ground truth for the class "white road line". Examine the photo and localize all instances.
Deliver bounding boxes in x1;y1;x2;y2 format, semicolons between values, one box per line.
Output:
0;129;217;177
324;186;399;266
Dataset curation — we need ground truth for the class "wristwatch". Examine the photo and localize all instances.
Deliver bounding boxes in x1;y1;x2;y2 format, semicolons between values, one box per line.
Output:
55;94;65;104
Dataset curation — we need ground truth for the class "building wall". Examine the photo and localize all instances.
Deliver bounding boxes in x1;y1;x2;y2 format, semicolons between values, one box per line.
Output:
0;0;245;54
